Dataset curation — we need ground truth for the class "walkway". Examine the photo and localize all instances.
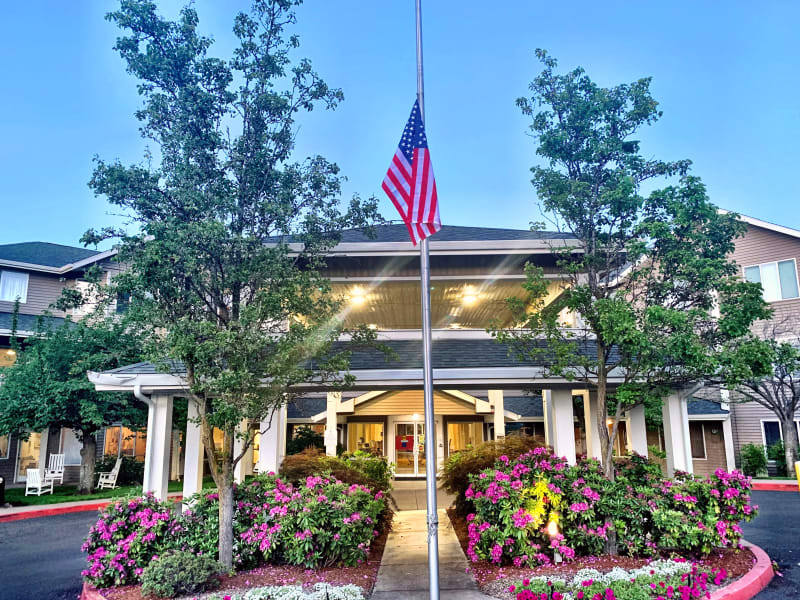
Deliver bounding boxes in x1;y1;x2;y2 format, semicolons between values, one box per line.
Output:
391;479;455;511
0;492;183;522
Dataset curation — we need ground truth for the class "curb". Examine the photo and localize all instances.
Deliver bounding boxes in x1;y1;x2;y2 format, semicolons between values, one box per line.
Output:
751;481;797;492
0;494;183;523
709;541;773;600
81;540;775;600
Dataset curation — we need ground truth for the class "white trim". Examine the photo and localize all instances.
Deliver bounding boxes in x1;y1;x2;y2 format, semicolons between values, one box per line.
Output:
0;270;29;303
760;419;783;449
688;414;730;421
689;422;707;460
719;210;800;240
742;258;800;302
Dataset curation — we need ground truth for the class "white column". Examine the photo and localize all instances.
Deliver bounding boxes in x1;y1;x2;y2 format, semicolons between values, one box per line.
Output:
325;392;340;456
276;404;287;468
38;428;50;472
580;391;602;460
662;391;693;477
170;431;181;480
720;389;736;472
544;389;577;465
489;390;505;439
183;398;204;505
258;408;285;475
144;394;174;500
627;405;648;457
233;419;250;484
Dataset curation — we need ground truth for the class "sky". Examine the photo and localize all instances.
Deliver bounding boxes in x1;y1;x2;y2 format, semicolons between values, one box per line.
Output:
1;1;799;249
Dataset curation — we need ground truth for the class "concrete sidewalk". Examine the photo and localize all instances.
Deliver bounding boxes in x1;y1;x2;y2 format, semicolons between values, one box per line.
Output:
390;480;455;511
372;508;493;600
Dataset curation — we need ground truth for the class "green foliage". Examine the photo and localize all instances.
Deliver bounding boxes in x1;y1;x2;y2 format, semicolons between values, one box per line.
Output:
140;551;225;598
95;455;145;487
497;50;772;474
440;435;544;516
767;441;788;475
279;447;393;491
286;426;325;455
647;444;667;460
87;0;383;566
740;443;767;476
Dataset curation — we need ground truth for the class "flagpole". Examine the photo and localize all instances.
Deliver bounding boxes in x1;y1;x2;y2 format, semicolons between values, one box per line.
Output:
415;1;440;598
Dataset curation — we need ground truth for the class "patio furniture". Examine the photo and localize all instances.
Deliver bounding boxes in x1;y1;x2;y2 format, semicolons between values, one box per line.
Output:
44;453;65;485
25;469;54;496
97;457;122;489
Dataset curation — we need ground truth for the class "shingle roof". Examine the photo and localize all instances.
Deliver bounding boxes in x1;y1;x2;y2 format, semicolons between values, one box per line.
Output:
287;398;326;419
0;242;100;268
104;339;611;377
0;311;64;333
503;396;544;418
276;224;573;245
688;398;729;416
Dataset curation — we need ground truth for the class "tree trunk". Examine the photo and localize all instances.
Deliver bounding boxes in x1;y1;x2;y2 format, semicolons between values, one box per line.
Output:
218;478;235;569
782;416;799;477
78;433;97;495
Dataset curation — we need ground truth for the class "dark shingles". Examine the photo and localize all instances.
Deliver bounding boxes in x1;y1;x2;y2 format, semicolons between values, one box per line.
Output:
287;398;326;419
688;398;729;415
503;396;545;418
0;311;64;333
0;242;100;268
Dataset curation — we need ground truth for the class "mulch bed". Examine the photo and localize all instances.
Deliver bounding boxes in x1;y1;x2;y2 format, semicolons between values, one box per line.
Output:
100;511;392;600
446;508;756;600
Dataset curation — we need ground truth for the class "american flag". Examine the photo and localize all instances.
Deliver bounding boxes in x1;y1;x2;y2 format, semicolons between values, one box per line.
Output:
382;100;441;245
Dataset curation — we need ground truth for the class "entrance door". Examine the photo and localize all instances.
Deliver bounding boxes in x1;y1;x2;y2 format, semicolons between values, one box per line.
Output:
395;422;425;476
16;432;42;482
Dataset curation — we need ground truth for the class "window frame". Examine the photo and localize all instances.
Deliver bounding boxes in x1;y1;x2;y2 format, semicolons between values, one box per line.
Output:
760;419;783;450
743;258;800;302
0;270;29;303
0;434;9;459
689;422;707;460
59;428;83;466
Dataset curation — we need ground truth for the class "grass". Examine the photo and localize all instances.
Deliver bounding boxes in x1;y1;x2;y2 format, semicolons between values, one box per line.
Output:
5;479;190;507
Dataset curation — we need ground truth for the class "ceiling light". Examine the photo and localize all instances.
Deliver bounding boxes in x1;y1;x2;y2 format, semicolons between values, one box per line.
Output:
6;349;15;356
448;323;462;329
462;294;477;305
350;287;366;305
368;324;378;330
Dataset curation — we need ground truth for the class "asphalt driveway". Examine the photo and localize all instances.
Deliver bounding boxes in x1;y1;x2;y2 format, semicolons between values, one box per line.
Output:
743;490;800;599
0;511;98;600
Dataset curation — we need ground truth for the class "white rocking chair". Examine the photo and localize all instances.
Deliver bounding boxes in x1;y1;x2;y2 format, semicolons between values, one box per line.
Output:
97;457;122;489
25;468;54;496
44;453;65;485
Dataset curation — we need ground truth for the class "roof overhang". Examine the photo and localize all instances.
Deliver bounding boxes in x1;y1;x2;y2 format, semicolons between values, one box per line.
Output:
719;209;800;240
0;248;117;275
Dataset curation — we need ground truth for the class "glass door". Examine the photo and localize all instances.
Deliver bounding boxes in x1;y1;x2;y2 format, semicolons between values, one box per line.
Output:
395;422;425;476
16;432;42;482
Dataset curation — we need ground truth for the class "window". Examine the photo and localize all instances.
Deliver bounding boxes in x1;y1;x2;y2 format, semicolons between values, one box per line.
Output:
104;426;147;461
347;423;384;455
447;422;483;455
60;429;83;466
0;434;8;459
689;423;706;459
104;426;121;457
762;421;782;449
0;271;28;303
745;260;800;302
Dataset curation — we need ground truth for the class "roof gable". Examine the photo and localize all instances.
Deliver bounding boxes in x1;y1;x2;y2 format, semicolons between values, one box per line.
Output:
0;242;100;268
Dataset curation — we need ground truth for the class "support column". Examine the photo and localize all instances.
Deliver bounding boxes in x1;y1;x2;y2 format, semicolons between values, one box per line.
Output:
325;392;340;456
489;390;505;440
627;405;648;457
544;389;577;465
144;394;174;500
183;398;204;505
719;389;736;472
583;391;602;460
170;431;181;480
662;392;693;477
258;407;285;475
233;419;250;484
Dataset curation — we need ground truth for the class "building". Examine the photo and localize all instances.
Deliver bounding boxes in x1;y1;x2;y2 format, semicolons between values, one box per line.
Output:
0;241;118;485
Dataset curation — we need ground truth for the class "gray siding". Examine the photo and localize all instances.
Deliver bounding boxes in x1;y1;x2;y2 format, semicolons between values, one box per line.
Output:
0;271;67;318
0;432;20;484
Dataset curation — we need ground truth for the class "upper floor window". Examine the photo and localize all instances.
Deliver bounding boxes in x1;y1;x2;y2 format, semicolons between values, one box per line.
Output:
744;259;799;302
0;271;28;303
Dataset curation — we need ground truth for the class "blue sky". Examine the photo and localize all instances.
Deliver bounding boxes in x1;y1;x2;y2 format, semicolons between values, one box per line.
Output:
2;1;798;249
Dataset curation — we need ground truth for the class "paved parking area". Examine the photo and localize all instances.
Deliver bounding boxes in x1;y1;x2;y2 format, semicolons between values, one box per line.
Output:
0;510;98;600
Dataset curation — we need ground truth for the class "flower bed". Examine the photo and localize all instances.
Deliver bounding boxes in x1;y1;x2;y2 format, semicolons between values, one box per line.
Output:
463;450;757;566
82;473;390;597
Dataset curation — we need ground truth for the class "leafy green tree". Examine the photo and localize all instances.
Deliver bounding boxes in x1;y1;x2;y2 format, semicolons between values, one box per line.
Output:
495;50;771;482
85;0;380;567
0;314;145;493
718;323;800;476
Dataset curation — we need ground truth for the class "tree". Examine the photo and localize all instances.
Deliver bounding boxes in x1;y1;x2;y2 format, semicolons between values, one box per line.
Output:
85;0;380;568
495;50;771;481
0;313;145;493
719;323;800;476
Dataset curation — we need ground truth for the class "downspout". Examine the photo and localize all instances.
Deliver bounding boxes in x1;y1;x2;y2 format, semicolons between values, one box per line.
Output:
134;384;154;493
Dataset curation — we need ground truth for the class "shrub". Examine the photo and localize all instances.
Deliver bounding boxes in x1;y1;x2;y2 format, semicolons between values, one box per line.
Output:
740;442;767;476
179;473;387;569
464;448;758;567
286;426;325;456
140;551;225;598
95;455;145;487
767;440;787;475
279;447;393;491
82;493;182;587
441;435;544;515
